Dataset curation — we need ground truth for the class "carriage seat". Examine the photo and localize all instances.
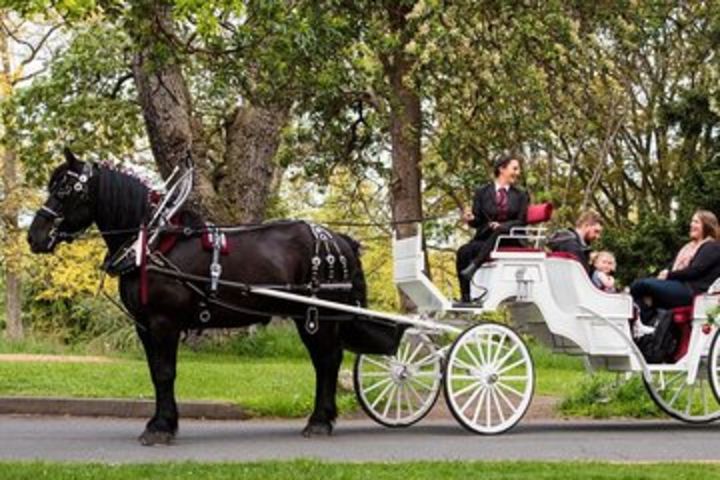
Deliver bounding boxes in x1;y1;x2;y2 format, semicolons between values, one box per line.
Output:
495;203;554;254
671;305;694;361
526;202;554;225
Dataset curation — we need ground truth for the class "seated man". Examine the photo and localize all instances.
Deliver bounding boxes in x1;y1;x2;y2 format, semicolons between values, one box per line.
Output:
547;210;603;273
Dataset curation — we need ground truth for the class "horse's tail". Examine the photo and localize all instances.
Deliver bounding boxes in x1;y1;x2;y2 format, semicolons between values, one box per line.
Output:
337;233;404;356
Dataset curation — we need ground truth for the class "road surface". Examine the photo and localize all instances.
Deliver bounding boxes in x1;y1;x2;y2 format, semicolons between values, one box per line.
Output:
1;415;719;462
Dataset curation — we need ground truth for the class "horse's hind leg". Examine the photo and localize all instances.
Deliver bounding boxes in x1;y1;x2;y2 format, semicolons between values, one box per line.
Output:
295;319;343;437
136;315;181;446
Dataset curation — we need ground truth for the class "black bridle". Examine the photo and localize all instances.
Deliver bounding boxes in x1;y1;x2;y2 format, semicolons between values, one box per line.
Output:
36;162;95;249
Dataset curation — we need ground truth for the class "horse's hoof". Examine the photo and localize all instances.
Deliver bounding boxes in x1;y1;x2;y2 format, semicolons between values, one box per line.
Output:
302;421;333;437
138;429;175;446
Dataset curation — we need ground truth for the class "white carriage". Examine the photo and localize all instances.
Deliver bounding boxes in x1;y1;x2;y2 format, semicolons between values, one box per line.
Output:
352;205;720;434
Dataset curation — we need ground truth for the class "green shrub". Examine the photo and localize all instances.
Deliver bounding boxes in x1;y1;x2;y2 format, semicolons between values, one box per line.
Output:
559;374;660;418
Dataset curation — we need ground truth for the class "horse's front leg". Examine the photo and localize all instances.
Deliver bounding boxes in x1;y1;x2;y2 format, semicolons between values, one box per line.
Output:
295;318;343;437
136;315;181;446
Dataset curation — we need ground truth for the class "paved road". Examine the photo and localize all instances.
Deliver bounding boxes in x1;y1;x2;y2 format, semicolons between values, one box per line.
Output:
0;415;719;462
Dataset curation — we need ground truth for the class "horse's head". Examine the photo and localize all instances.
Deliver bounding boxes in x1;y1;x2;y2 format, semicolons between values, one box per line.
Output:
28;148;96;253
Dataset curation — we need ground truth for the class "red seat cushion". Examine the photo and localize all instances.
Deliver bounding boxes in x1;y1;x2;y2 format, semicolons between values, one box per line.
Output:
496;247;544;253
671;306;693;324
671;305;694;361
547;251;579;261
527;203;553;224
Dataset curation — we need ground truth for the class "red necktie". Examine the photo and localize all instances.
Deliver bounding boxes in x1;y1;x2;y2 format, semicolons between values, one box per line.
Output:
496;188;508;221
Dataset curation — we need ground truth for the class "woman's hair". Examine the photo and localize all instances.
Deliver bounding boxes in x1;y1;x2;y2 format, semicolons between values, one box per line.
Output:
493;152;524;178
694;209;719;239
590;250;615;269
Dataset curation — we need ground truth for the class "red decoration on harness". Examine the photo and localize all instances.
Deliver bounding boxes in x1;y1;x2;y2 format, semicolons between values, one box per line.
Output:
139;224;149;306
201;229;230;254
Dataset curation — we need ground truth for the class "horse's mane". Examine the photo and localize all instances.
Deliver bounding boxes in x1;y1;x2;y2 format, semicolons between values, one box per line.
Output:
94;164;151;232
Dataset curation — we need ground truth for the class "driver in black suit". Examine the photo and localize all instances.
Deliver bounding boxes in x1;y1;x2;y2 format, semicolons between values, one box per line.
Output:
456;152;529;302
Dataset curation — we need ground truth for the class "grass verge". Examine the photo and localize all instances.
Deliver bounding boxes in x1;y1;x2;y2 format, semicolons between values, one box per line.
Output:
0;460;719;480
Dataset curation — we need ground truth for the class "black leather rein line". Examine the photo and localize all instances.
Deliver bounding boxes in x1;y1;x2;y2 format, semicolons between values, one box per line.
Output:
144;263;379;324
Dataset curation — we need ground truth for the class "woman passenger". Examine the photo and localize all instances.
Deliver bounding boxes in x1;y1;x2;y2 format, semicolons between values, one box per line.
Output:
630;210;720;320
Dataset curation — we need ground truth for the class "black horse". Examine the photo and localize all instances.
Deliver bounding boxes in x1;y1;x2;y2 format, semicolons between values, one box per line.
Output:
27;150;400;445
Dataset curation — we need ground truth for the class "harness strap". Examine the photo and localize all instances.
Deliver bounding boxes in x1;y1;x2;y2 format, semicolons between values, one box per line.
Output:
208;225;223;298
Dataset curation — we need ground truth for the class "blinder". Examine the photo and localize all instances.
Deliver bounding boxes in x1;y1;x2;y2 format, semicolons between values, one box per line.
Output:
39;162;95;247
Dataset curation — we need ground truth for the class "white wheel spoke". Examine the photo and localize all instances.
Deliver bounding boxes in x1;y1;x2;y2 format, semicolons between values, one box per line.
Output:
409;376;433;391
471;387;489;425
497;357;527;376
399;339;412;363
496;380;524;398
363;377;392;394
453;357;480;372
450;374;481;381
500;375;528;382
403;383;414;413
494;343;520;370
491;388;506;424
685;382;696;416
668;381;687;408
361;372;392;378
451;379;481;398
484;384;492;427
413;352;438;368
407;381;426;405
395;384;403;420
491;333;507;366
370;381;395;410
474;333;488;365
494;382;519;412
462;343;484;368
459;383;485;414
363;356;391;371
414;371;441;378
382;385;398;417
405;341;425;365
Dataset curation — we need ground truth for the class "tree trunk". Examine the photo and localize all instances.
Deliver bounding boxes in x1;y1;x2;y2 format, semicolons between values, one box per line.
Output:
0;14;23;340
2;149;23;341
129;2;287;224
382;5;424;311
218;103;289;223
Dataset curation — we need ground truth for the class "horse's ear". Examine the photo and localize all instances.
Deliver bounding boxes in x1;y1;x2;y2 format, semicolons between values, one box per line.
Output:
63;147;80;169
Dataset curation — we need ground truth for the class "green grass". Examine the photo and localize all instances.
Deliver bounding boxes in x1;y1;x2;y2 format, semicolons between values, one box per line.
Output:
0;461;718;480
0;327;653;418
0;353;357;417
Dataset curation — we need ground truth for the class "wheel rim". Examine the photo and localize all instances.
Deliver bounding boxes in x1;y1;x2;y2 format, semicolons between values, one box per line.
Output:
644;365;720;423
354;332;442;427
710;328;720;405
445;323;534;434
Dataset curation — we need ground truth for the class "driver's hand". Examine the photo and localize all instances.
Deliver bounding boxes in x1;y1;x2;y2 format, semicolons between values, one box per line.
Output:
489;221;501;230
657;269;669;280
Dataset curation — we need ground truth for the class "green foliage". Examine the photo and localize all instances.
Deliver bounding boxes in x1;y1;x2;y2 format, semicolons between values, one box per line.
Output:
9;21;144;185
559;375;661;419
195;322;307;360
599;213;686;287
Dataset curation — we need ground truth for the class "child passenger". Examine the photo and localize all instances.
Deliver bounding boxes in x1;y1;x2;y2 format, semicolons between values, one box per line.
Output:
590;251;617;293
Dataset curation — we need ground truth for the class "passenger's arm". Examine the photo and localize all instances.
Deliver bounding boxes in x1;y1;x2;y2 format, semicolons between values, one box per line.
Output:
667;246;720;281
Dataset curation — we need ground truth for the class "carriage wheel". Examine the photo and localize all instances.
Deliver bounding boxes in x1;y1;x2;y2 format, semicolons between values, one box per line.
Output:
444;322;534;434
706;327;720;409
643;362;720;424
353;331;443;427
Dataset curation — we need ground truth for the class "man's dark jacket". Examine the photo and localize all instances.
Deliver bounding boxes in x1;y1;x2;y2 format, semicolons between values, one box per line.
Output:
468;183;529;241
548;228;591;273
